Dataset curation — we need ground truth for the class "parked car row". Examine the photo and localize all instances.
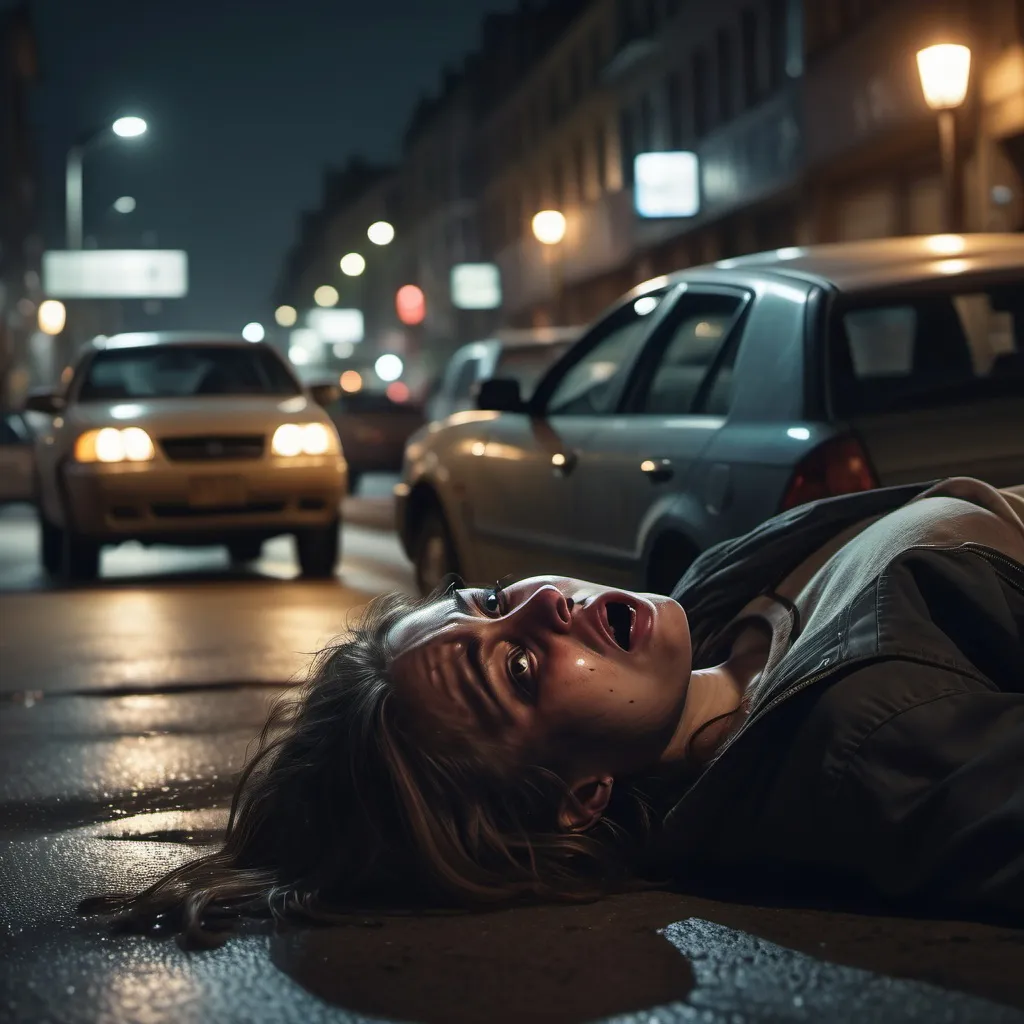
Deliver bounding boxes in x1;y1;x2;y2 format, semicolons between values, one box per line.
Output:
396;234;1024;595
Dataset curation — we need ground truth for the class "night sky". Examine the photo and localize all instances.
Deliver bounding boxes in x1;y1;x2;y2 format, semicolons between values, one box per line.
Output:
5;0;516;333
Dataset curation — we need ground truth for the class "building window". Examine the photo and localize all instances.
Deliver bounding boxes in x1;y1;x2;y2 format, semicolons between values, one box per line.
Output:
666;71;684;148
620;107;636;184
716;28;734;123
595;124;607;191
692;47;710;138
740;8;758;108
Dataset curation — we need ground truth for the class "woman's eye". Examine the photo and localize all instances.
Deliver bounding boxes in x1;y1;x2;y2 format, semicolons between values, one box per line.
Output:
507;647;534;699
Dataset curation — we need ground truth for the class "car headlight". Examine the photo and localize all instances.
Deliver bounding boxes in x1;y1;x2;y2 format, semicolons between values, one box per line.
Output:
271;422;336;456
74;426;156;463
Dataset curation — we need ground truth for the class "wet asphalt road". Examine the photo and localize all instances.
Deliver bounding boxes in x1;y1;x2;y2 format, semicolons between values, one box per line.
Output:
1;485;1023;1024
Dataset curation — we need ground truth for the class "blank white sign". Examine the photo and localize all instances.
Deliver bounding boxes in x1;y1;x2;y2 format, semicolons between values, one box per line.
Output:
42;250;188;298
634;152;700;218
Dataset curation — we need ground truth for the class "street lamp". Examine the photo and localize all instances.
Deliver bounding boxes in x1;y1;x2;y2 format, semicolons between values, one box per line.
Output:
66;116;148;250
916;44;971;233
531;209;567;245
112;196;136;214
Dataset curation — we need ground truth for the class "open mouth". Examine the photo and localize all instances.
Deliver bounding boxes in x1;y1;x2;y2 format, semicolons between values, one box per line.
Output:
605;601;635;651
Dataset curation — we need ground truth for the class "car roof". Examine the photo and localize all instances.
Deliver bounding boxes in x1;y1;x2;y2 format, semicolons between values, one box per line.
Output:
91;331;258;351
664;234;1024;294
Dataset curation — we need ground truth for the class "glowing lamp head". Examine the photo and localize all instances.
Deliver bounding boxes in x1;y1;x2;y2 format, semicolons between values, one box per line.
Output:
531;209;567;245
916;44;972;110
242;322;265;343
112;116;148;138
38;300;67;336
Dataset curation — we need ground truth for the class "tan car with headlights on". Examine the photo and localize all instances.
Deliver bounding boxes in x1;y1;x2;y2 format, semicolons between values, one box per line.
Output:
26;332;347;581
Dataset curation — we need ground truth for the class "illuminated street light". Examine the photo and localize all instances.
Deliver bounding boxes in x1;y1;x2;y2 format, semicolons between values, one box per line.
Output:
531;209;566;245
38;300;67;336
113;195;136;214
916;43;972;232
374;353;404;382
66;115;149;250
314;284;339;307
112;116;148;138
367;221;395;246
274;304;298;327
339;252;366;277
242;322;265;342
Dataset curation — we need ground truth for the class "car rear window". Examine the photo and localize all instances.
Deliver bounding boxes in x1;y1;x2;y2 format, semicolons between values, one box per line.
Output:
78;345;301;401
830;279;1024;417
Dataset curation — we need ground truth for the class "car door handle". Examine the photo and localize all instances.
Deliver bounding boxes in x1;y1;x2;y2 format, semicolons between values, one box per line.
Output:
640;458;673;483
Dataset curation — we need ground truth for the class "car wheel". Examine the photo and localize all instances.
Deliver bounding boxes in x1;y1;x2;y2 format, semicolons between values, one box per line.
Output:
64;531;101;583
39;513;63;577
295;517;341;579
227;538;263;565
413;507;459;596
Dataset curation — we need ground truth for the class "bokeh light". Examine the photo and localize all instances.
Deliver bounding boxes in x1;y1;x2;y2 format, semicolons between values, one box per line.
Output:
340;370;363;393
340;252;366;277
314;285;339;307
275;305;298;327
531;209;567;245
395;284;425;325
374;353;404;382
386;381;410;403
113;196;136;214
242;322;265;342
367;221;395;245
37;300;67;335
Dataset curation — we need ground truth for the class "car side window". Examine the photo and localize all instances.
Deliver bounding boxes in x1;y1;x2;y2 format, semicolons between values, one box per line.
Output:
545;296;664;415
637;293;744;414
451;357;481;401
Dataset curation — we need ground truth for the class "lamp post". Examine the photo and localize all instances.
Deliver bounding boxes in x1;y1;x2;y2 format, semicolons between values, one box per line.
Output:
66;116;148;250
916;44;972;233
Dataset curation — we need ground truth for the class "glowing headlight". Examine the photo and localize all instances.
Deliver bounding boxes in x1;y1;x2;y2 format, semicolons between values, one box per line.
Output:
271;422;335;456
75;426;156;463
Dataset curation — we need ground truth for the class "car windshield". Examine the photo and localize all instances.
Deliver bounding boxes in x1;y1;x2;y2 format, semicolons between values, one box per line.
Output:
830;277;1024;417
495;342;572;399
77;345;302;401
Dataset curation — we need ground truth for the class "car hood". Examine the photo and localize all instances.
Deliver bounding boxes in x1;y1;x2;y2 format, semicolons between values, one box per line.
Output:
65;394;322;434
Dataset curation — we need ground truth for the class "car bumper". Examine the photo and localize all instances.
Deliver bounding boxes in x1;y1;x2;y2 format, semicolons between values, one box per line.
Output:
62;455;347;541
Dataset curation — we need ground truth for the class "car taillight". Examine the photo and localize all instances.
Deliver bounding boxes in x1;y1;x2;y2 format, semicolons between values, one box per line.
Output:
780;435;877;511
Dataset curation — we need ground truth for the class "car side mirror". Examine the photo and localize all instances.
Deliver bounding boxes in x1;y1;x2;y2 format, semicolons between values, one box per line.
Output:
475;376;525;413
309;382;341;407
24;389;65;415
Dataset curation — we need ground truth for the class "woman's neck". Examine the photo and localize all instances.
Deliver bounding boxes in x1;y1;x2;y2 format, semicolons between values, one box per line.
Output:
661;622;771;765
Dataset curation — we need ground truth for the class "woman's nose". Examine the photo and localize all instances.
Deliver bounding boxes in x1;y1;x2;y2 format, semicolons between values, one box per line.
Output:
516;585;572;633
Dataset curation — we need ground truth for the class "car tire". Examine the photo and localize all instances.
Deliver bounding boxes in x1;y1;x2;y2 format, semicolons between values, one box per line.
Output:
295;517;341;579
64;531;100;583
413;507;459;596
227;539;263;565
39;513;63;577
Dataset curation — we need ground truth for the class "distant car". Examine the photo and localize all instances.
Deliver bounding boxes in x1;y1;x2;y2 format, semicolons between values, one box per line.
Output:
0;412;35;505
426;329;580;423
397;234;1024;595
27;332;347;582
325;389;424;493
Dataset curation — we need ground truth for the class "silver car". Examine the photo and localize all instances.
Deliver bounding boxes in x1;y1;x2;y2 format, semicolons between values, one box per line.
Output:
27;332;347;581
397;234;1024;595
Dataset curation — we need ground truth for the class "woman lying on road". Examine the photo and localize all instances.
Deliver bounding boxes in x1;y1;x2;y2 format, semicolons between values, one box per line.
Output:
86;476;1024;943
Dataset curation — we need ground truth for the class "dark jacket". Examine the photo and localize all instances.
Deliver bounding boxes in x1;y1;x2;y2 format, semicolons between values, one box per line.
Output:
660;482;1024;923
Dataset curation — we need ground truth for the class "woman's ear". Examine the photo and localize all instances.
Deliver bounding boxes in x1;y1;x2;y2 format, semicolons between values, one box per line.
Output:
559;775;614;831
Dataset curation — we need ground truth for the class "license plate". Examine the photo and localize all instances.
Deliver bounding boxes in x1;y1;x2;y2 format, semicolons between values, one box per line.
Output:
188;475;246;508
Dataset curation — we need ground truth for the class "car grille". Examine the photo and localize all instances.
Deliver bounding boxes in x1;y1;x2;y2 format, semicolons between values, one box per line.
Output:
160;435;265;461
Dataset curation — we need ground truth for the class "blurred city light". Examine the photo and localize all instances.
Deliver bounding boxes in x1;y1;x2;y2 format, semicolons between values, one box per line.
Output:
314;284;339;307
340;252;366;277
633;295;660;316
333;341;354;359
37;299;67;335
396;284;426;325
340;370;363;393
386;381;410;403
374;353;404;382
275;304;298;327
308;307;364;343
112;116;148;138
531;210;566;245
367;221;395;246
242;321;265;342
288;345;310;365
787;427;811;441
451;263;502;309
634;152;700;218
916;44;972;110
113;196;136;214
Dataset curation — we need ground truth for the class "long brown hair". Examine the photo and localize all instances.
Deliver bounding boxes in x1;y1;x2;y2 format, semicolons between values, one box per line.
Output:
81;589;664;946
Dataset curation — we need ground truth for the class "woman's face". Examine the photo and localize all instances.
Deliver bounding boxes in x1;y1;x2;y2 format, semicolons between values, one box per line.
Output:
387;576;692;794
